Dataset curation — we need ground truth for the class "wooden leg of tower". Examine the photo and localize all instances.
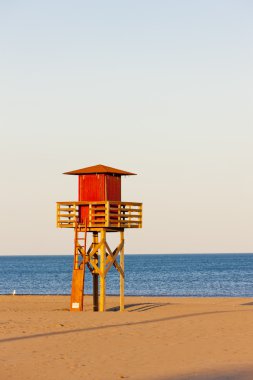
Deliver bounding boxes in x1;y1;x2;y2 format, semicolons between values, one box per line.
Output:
120;230;125;311
93;274;99;311
93;232;99;312
99;229;106;312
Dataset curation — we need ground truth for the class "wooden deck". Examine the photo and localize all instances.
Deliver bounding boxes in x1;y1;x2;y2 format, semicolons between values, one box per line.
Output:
56;201;142;230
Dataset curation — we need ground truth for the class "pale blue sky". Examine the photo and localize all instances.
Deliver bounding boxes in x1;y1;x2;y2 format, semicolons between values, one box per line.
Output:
0;1;252;254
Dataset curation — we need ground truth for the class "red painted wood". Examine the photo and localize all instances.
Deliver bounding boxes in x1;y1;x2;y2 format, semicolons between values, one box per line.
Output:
79;174;105;223
79;174;105;201
78;174;121;223
106;175;121;201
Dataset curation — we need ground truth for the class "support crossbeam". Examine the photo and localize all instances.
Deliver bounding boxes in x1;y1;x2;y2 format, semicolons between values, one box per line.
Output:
105;241;124;276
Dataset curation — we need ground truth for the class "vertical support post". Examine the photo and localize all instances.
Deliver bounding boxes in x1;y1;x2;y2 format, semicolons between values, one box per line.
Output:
120;230;125;311
99;229;106;312
93;232;99;312
56;203;59;227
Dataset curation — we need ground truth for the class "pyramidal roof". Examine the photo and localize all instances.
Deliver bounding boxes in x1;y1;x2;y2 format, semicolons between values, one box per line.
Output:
63;164;136;176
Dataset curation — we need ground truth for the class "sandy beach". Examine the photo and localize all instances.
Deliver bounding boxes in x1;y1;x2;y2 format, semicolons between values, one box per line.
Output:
0;296;253;380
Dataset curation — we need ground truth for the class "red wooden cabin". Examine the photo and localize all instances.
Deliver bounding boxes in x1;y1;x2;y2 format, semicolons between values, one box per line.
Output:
64;164;135;224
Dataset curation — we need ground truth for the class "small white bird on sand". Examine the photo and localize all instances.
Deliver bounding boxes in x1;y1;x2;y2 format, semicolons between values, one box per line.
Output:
12;290;16;295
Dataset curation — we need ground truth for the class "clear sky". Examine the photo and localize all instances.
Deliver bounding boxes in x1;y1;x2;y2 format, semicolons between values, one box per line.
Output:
0;1;252;254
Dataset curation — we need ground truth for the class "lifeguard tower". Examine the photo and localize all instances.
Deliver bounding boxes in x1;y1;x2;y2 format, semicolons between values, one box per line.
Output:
56;164;142;312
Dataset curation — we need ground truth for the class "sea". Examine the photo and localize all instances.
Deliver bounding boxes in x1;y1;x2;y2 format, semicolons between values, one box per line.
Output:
0;254;253;297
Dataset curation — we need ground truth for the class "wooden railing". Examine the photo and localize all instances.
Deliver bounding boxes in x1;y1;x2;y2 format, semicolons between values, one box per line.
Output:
56;201;142;229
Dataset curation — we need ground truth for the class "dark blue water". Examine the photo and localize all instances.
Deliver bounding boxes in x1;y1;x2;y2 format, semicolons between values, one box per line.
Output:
0;254;253;297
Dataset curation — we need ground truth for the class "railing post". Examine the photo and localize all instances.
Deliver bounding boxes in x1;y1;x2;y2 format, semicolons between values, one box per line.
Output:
56;203;59;227
118;203;120;228
105;201;109;227
74;203;78;227
77;203;81;226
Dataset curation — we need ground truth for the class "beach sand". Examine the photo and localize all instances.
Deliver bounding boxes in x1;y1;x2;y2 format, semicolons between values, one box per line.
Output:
0;296;253;380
